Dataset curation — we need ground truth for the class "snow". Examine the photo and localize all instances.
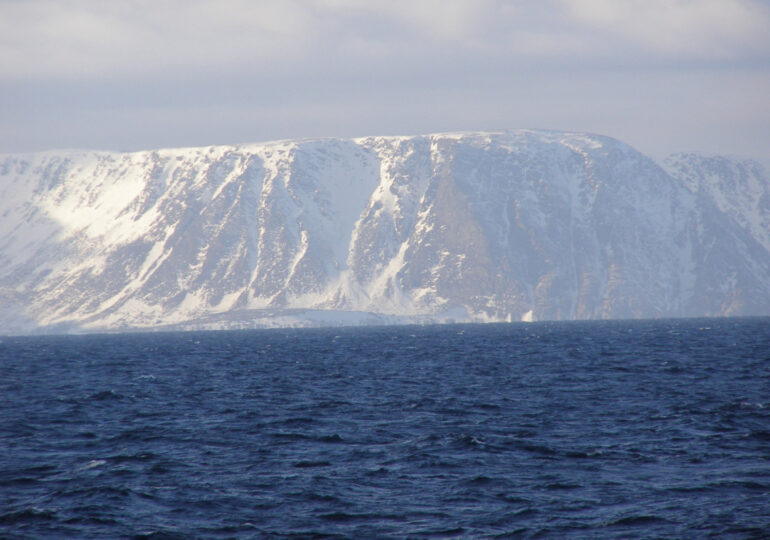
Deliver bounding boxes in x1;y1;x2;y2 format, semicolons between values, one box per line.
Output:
664;153;770;253
1;130;769;334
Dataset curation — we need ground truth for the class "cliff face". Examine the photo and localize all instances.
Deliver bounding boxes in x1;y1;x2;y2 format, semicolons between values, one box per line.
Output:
1;130;768;333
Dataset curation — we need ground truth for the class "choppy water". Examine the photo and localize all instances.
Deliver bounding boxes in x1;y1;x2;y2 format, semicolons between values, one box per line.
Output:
1;318;769;538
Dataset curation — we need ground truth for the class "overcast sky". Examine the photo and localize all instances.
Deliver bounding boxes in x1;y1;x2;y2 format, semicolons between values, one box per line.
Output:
2;0;769;160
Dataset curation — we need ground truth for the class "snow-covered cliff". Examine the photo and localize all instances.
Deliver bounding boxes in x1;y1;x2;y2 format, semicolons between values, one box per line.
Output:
1;130;768;333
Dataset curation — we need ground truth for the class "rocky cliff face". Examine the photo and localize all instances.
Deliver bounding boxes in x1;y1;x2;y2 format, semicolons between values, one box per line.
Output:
1;130;768;333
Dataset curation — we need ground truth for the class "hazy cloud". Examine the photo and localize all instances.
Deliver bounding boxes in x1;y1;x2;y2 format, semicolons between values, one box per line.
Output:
4;0;768;80
1;0;769;157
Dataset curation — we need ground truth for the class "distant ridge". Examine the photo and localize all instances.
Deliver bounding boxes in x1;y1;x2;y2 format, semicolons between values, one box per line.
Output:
1;130;768;334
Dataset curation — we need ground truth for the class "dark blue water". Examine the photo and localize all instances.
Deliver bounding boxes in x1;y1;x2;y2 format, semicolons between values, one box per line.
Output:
1;318;769;538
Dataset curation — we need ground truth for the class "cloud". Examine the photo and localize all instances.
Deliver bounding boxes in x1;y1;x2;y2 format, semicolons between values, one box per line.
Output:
1;0;768;157
562;0;770;61
0;0;317;80
2;0;768;83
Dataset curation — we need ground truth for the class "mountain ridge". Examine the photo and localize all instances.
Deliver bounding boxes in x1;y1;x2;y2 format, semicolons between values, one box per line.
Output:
1;130;768;334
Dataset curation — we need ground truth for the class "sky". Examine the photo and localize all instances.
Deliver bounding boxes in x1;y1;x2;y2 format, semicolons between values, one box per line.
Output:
1;0;769;161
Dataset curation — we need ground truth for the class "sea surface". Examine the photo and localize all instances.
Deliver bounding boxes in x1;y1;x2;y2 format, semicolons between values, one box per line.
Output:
1;318;769;538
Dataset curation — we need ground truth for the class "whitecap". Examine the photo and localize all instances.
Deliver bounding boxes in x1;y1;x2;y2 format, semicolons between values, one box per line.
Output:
78;459;106;471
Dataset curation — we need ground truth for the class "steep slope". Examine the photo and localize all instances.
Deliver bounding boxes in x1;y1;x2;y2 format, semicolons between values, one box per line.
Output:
366;132;695;321
663;154;770;315
0;130;768;333
663;153;770;253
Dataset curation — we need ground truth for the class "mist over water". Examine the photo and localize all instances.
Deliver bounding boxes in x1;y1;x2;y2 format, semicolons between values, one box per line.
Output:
1;318;769;538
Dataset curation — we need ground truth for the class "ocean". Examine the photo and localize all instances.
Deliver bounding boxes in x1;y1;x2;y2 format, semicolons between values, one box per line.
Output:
1;318;768;538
